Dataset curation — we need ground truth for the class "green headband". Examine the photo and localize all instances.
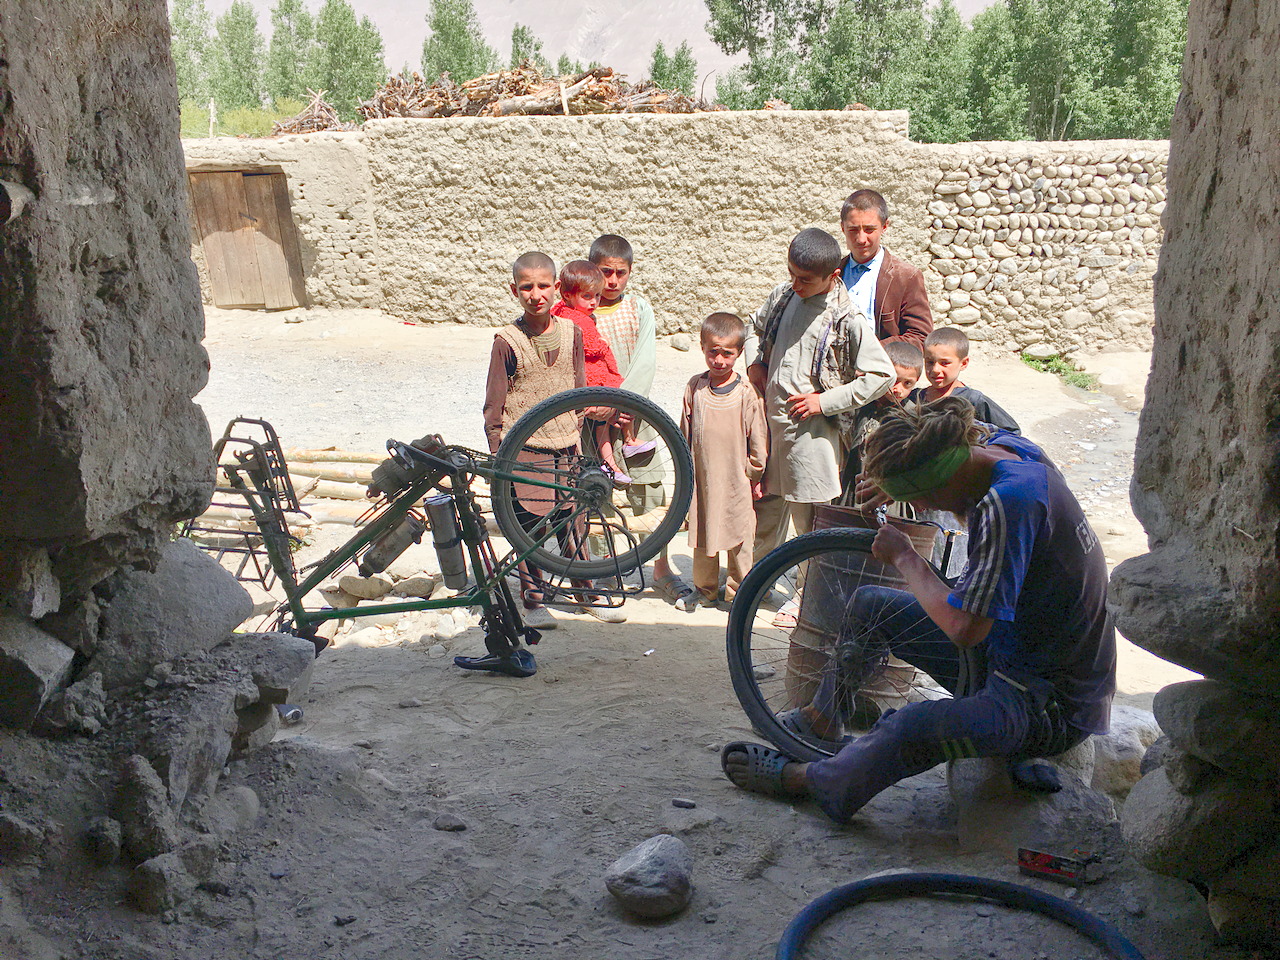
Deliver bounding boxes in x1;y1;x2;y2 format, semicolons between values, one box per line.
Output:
877;445;969;502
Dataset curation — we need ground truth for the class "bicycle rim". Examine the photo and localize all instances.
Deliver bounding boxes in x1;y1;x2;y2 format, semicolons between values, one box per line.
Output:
490;387;693;580
726;528;948;763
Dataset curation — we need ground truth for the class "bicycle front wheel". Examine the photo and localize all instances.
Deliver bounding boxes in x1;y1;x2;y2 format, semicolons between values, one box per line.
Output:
490;387;693;580
727;528;951;763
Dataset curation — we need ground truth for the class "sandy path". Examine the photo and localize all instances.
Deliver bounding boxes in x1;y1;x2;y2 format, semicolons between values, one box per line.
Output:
93;305;1227;960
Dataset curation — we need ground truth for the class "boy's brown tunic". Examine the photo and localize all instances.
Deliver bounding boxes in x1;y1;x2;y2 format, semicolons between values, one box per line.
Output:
681;372;768;554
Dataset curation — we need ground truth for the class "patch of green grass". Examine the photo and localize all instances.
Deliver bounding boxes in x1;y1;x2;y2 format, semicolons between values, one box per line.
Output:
180;99;308;139
1020;352;1100;391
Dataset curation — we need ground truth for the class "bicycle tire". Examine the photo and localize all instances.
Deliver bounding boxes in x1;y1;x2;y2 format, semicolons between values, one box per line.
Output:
491;387;693;580
777;872;1146;960
727;528;950;763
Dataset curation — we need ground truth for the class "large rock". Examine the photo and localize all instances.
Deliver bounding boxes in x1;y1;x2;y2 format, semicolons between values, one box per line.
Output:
0;612;76;728
1153;680;1280;782
605;834;693;919
88;539;252;688
0;548;60;619
0;0;212;609
35;670;109;736
114;755;181;862
1108;0;1280;688
1090;704;1162;799
1206;888;1280;949
142;681;239;810
1214;836;1280;900
1121;766;1278;880
35;593;101;657
130;852;196;914
0;813;45;863
949;748;1115;857
242;632;316;704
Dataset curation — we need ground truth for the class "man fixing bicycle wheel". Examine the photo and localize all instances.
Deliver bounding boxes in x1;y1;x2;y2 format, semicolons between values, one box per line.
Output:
721;396;1116;823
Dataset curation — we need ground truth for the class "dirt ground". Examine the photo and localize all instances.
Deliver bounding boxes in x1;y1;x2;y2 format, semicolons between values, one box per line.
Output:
11;306;1239;960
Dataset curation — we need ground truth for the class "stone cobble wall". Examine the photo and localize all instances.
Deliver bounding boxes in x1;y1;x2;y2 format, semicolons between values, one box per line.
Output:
183;114;1167;356
925;146;1166;354
182;134;379;309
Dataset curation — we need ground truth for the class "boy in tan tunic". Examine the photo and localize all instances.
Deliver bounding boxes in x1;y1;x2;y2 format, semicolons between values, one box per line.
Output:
681;313;768;606
481;252;591;631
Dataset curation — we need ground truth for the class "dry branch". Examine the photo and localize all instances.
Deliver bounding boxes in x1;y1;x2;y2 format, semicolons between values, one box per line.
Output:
357;65;722;124
272;89;358;136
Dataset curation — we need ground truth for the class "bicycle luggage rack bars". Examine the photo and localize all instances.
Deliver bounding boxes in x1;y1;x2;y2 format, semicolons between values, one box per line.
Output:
179;418;308;592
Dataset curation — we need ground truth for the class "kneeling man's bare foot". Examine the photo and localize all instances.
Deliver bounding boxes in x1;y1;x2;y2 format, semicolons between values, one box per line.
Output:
720;742;811;800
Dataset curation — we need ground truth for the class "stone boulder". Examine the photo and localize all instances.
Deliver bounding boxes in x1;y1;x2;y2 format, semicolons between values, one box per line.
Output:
114;755;181;862
88;539;252;689
240;632;316;704
1121;766;1278;880
0;813;45;863
0;612;76;729
130;852;196;913
1206;888;1280;950
141;681;239;811
35;671;109;736
948;745;1116;858
605;834;693;919
1153;679;1280;782
1090;704;1162;799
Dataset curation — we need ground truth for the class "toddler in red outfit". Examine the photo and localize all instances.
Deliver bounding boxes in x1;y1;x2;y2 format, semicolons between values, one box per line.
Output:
550;260;646;483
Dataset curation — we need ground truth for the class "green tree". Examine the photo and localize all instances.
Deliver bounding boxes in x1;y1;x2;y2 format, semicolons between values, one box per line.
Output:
170;0;213;103
909;0;971;142
509;23;549;70
310;0;388;121
422;0;499;81
801;0;928;110
1099;0;1186;138
704;0;837;105
648;40;698;94
555;53;585;76
210;0;265;110
1013;0;1113;139
265;0;315;106
966;3;1028;139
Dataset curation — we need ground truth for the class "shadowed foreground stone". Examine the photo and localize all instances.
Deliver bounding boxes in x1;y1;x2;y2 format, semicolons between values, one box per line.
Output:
1121;766;1278;880
949;744;1116;858
1153;680;1280;782
0;612;76;729
1090;704;1162;799
114;755;180;862
605;834;693;919
131;852;196;914
88;539;252;689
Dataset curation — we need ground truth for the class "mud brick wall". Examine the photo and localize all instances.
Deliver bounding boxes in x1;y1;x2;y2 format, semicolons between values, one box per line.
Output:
183;134;379;309
185;113;1168;356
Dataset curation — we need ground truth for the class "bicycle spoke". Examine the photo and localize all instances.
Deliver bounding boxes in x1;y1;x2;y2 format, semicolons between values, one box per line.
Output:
728;528;952;762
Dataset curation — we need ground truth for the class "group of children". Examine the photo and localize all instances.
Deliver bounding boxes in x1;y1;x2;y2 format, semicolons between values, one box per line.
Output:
483;228;1020;618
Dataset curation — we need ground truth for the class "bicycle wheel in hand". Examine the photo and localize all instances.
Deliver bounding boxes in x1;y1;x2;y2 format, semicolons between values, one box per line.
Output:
726;528;950;763
491;387;692;580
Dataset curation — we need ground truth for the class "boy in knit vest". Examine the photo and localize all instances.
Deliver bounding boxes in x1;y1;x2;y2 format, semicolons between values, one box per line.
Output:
482;251;589;631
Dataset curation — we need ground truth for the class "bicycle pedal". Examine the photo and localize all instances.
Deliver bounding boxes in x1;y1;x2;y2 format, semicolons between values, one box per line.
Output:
453;650;537;678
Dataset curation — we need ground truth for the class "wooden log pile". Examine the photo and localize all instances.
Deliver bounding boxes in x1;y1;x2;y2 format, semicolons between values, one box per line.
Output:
271;89;358;136
356;65;722;124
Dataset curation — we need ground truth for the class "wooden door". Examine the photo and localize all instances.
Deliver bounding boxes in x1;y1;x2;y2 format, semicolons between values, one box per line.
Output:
189;171;307;309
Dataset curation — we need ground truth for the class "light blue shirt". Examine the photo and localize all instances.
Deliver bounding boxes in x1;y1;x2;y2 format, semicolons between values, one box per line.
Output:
841;247;884;322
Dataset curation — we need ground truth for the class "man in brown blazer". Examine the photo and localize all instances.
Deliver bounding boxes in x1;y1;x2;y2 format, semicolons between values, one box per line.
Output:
838;189;933;349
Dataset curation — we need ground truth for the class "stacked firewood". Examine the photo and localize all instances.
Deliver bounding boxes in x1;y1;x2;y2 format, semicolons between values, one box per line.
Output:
357;65;721;123
272;89;358;135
